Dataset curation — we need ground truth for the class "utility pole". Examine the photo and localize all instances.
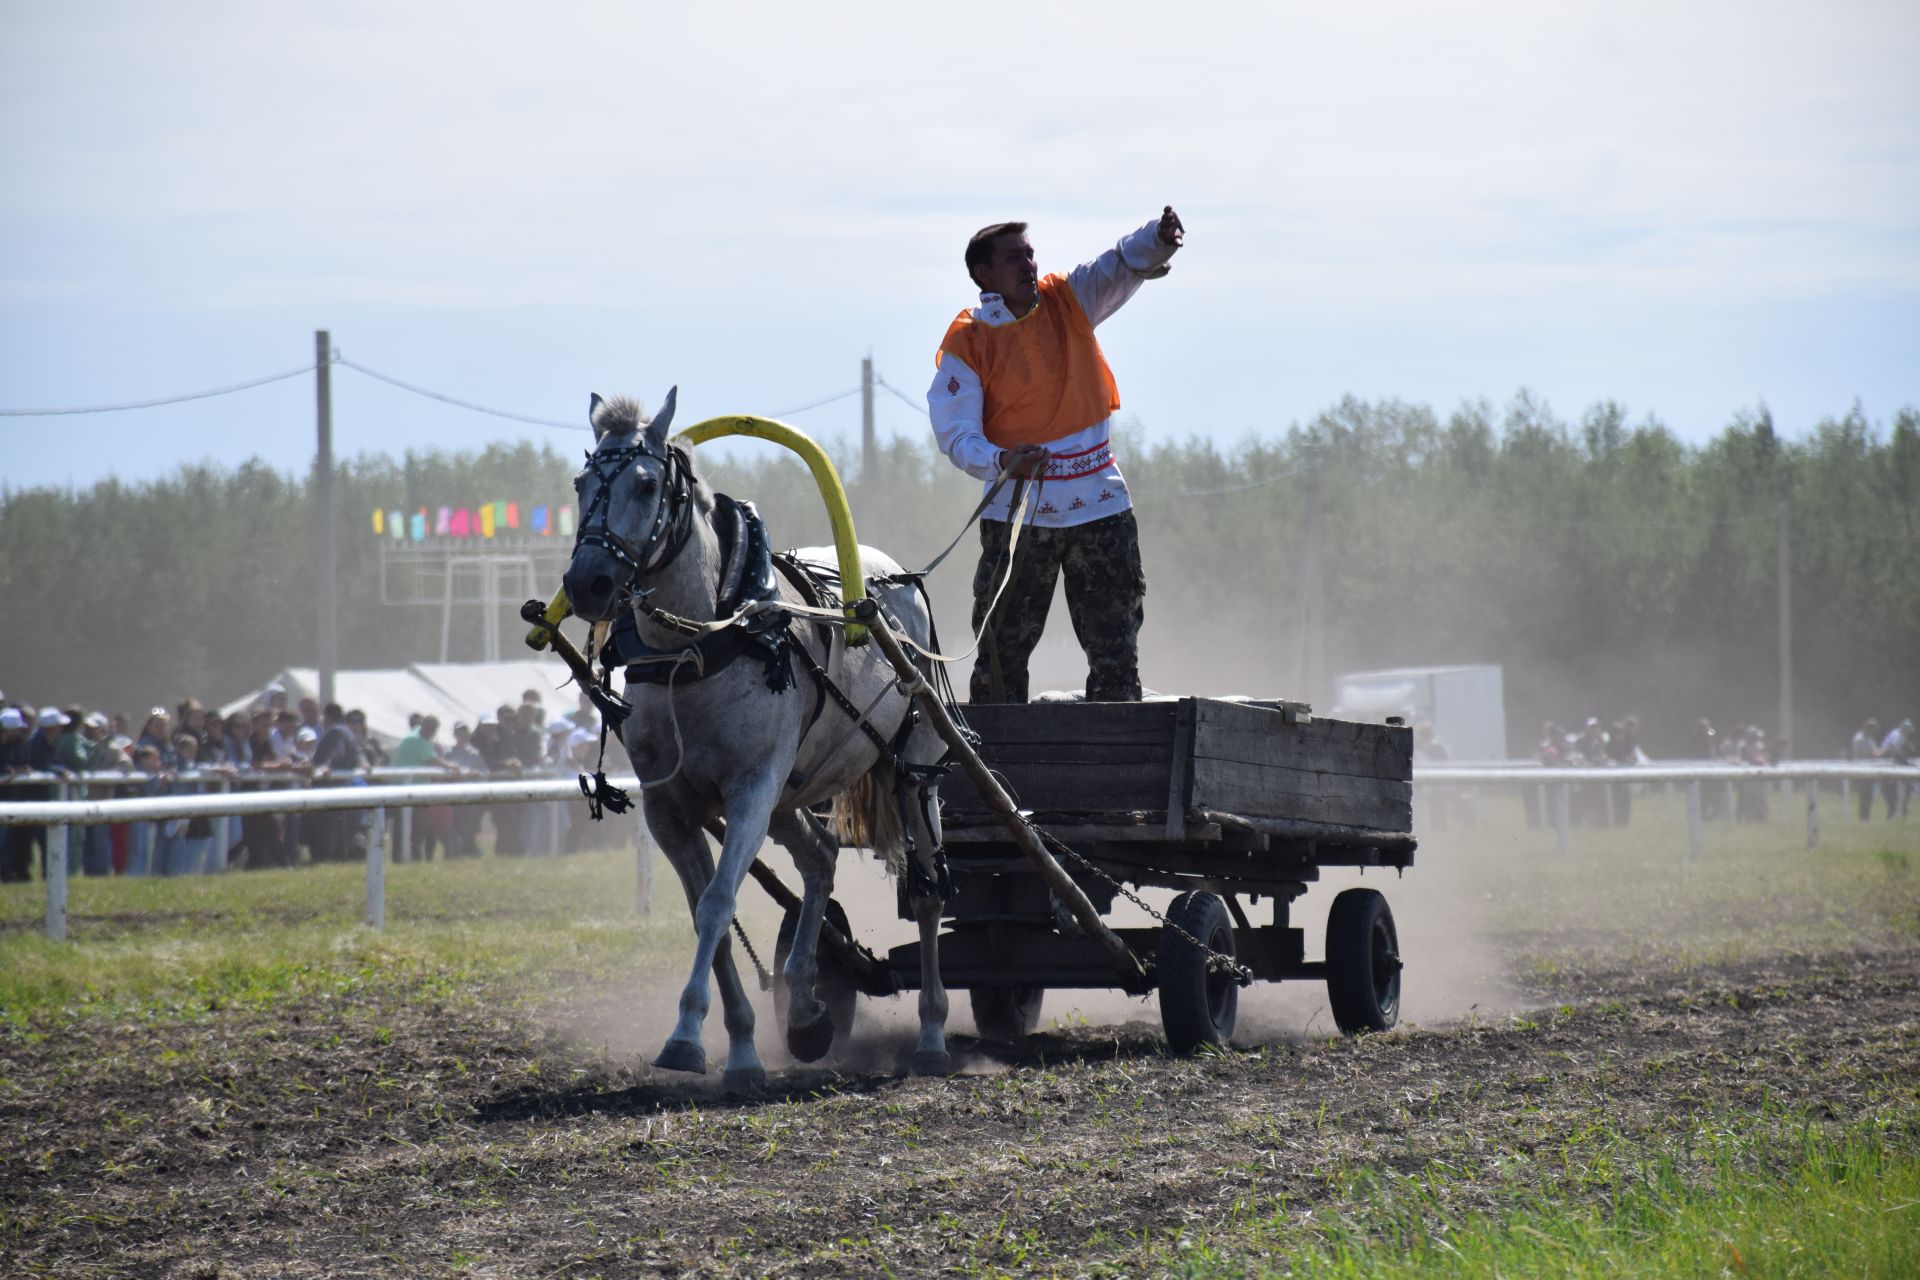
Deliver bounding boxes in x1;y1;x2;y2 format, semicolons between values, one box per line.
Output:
1293;450;1326;702
860;354;876;480
314;330;337;705
1777;498;1792;758
860;358;879;537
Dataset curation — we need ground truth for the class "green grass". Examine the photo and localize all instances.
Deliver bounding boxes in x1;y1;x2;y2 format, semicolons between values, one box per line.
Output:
2;796;1914;1026
1119;1111;1920;1280
1413;792;1920;973
0;848;738;1028
3;798;1917;1277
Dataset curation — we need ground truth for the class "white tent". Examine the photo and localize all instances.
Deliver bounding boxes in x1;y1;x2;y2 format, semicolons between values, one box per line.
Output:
220;660;568;747
412;660;581;727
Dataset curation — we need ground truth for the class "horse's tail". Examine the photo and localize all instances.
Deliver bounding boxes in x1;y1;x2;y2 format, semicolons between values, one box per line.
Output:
832;767;906;878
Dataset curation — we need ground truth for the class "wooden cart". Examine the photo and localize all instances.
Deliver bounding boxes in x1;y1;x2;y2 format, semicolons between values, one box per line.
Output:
788;697;1416;1053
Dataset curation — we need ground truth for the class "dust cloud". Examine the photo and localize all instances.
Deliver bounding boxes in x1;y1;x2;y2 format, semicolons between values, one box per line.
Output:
545;803;1523;1079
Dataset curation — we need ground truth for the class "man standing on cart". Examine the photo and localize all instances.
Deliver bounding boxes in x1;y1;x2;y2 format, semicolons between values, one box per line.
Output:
928;206;1184;704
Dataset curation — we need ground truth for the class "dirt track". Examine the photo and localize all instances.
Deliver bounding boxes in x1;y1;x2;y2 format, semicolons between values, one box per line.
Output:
5;943;1916;1278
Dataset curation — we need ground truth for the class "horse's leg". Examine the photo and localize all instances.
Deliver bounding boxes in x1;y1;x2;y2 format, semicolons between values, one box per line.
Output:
903;770;953;1075
655;768;784;1083
768;807;838;1063
646;803;766;1090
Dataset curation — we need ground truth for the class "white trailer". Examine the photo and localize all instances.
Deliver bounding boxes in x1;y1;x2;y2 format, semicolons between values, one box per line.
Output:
1333;664;1507;761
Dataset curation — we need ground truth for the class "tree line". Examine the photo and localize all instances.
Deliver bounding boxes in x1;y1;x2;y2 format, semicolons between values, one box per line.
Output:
3;394;1913;758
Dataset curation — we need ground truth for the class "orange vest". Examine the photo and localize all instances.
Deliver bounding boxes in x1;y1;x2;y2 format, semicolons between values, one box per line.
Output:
939;273;1122;448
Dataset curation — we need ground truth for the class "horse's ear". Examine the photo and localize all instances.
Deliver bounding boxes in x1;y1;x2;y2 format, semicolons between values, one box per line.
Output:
588;392;606;437
645;385;678;451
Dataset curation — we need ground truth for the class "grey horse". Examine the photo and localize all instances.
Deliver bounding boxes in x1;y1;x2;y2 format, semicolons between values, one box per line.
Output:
561;389;955;1087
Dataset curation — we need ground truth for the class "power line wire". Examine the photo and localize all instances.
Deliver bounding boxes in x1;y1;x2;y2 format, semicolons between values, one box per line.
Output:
768;386;862;418
874;374;930;417
334;358;584;430
0;361;321;416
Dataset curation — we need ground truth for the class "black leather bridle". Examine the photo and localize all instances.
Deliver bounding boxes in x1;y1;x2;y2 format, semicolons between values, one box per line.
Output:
572;438;697;590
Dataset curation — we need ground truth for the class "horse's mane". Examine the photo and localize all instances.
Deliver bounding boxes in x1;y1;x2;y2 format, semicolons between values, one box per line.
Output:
590;394;648;437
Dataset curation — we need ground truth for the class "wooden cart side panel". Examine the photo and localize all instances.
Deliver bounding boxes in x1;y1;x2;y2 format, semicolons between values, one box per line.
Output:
1190;701;1412;832
941;699;1411;832
945;702;1177;815
969;742;1169;766
957;701;1178;747
968;762;1171;814
1188;757;1411;831
1192;701;1411;779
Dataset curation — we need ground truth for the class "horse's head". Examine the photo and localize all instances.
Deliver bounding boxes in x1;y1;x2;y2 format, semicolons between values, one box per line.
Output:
563;386;689;623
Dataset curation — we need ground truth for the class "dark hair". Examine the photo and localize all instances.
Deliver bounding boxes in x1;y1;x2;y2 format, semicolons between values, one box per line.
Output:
966;221;1028;288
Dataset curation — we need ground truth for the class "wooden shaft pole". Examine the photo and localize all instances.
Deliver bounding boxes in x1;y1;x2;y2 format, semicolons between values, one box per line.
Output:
852;600;1149;989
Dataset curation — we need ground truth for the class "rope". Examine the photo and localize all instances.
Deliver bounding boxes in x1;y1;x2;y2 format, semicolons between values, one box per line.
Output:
760;470;1036;671
894;476;1038;666
621;648;705;789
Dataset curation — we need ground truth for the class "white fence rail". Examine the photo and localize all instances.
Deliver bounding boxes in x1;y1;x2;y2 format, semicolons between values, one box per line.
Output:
1413;761;1919;859
0;769;646;941
2;762;1916;942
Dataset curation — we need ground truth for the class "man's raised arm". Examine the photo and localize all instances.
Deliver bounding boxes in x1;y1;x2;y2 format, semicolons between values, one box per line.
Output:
1069;205;1184;327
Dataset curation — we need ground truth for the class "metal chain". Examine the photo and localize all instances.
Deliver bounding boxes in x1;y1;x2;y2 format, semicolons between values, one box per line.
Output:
730;917;774;991
1036;828;1254;986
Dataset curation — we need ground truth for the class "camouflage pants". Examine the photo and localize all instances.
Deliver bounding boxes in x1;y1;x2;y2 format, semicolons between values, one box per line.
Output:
970;509;1145;704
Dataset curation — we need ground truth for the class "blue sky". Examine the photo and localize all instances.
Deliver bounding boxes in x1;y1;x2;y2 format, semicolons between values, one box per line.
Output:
3;0;1916;491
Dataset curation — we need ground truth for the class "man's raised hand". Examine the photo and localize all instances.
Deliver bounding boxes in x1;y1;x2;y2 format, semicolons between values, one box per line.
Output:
1157;205;1184;248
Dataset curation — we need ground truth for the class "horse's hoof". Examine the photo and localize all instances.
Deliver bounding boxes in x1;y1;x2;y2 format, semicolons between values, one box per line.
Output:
786;1009;836;1064
723;1066;768;1095
911;1049;954;1077
652;1038;708;1075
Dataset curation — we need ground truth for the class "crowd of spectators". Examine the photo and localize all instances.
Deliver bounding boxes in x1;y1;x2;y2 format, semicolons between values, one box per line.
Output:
1850;716;1916;821
1514;711;1914;829
0;683;619;883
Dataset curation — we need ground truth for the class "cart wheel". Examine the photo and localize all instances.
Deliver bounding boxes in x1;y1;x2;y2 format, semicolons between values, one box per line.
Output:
772;899;859;1056
1159;891;1239;1054
1326;888;1401;1035
970;986;1045;1042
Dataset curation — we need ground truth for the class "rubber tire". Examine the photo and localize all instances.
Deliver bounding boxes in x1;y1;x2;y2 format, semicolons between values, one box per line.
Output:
1326;888;1401;1035
772;899;859;1046
1159;891;1239;1054
969;986;1045;1042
